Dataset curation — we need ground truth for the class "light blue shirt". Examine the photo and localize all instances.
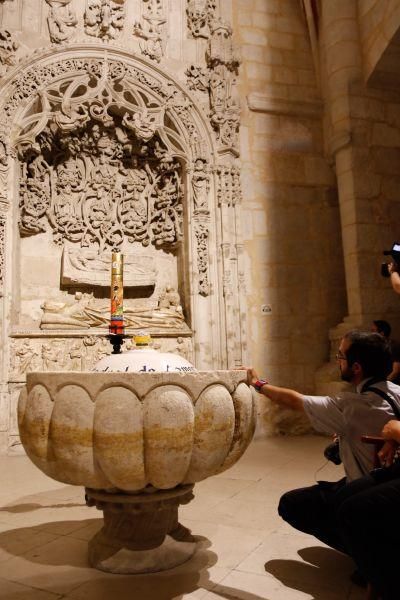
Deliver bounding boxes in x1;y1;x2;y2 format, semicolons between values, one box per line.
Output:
302;379;400;481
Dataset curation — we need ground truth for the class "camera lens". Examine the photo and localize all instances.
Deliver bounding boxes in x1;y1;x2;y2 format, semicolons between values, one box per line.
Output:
381;263;391;278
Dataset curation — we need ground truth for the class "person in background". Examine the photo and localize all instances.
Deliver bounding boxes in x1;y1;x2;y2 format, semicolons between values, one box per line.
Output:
371;319;400;384
244;330;400;556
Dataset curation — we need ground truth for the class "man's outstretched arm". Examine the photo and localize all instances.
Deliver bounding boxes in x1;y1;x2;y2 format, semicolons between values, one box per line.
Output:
244;367;305;412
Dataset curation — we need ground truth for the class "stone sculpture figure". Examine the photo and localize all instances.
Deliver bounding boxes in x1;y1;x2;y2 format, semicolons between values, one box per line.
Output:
40;288;188;331
158;285;183;313
69;342;83;371
0;29;18;77
186;65;210;93
0;139;8;168
207;18;239;70
85;0;125;40
46;0;78;44
41;341;65;370
133;15;166;62
14;340;38;374
186;0;216;39
122;110;156;142
192;158;210;213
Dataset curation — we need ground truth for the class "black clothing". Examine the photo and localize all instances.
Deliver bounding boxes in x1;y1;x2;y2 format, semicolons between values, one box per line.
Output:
279;471;400;598
278;478;347;553
337;469;400;600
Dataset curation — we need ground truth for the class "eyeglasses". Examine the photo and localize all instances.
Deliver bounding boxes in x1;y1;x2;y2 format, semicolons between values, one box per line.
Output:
335;351;347;361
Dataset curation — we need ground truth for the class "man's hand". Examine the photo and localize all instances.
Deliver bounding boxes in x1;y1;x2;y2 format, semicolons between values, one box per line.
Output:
237;366;305;412
378;440;398;466
245;367;259;387
382;419;400;443
388;262;398;274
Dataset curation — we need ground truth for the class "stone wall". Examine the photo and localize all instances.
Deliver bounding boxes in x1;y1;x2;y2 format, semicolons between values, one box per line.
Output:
234;0;346;432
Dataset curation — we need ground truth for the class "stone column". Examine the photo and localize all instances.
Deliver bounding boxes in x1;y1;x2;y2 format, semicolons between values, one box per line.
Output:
316;0;398;392
322;0;364;328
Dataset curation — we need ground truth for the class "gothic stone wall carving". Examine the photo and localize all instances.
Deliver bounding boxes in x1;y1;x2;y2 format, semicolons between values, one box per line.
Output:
133;0;167;63
0;1;247;453
10;334;193;380
46;0;78;44
0;51;223;379
84;0;125;40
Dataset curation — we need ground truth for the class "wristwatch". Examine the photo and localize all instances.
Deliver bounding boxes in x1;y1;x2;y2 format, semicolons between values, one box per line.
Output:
253;379;268;392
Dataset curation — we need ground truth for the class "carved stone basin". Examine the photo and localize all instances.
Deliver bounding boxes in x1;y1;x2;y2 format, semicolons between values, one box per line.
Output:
18;369;256;573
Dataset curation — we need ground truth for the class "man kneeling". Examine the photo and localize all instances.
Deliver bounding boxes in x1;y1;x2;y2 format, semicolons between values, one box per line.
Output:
245;330;400;554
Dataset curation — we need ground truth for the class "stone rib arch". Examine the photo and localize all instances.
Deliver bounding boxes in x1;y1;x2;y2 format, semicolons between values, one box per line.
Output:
1;46;216;161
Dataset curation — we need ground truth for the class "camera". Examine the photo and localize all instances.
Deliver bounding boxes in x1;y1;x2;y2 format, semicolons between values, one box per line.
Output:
323;439;342;465
381;242;400;278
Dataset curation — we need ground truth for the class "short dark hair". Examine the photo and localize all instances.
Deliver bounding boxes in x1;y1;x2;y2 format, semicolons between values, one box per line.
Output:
343;330;392;379
373;319;391;338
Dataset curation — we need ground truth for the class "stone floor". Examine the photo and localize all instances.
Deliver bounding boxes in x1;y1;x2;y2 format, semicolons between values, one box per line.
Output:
0;434;366;600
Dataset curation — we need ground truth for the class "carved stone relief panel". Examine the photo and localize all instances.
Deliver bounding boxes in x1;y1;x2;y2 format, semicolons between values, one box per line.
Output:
190;156;211;296
186;65;210;94
194;221;210;296
16;62;184;254
61;249;157;287
133;0;166;62
10;333;193;380
186;16;241;156
186;0;216;39
39;285;190;333
46;0;78;44
215;164;242;207
10;335;112;378
207;21;240;155
85;0;126;40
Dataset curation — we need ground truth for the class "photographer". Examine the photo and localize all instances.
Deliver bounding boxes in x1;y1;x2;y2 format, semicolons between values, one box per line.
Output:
244;330;400;556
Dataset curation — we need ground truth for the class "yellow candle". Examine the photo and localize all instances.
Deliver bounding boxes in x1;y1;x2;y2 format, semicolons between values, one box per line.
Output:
110;251;124;335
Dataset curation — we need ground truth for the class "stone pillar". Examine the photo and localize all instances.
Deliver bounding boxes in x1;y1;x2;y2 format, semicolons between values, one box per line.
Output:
322;0;364;328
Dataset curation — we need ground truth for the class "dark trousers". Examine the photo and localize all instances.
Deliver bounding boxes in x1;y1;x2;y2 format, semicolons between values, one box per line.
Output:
279;475;400;600
337;473;400;600
278;478;348;554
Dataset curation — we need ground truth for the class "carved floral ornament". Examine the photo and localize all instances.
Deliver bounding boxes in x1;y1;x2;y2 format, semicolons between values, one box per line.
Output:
10;59;206;253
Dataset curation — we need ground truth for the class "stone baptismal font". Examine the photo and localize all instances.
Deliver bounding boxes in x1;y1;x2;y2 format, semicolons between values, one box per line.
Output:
17;255;256;574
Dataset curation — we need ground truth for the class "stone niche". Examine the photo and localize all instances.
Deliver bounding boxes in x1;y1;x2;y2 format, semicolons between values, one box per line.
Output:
17;60;189;331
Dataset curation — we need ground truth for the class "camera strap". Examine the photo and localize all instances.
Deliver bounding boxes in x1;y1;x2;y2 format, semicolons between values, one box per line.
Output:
362;381;400;420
